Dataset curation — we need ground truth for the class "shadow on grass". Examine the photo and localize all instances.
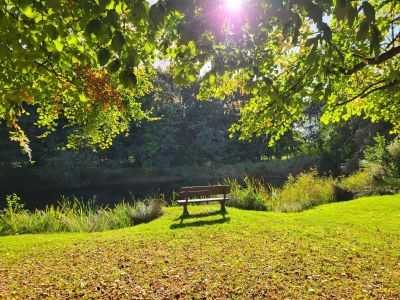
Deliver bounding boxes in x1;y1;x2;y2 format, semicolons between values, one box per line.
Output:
173;210;226;221
170;217;230;229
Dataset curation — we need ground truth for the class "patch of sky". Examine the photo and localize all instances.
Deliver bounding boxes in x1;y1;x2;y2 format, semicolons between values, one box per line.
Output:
310;14;333;33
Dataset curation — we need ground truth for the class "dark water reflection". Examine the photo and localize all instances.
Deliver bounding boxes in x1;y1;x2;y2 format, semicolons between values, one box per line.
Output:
0;176;285;210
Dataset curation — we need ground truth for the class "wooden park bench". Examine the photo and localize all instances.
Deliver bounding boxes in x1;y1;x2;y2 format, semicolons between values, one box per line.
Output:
177;185;230;216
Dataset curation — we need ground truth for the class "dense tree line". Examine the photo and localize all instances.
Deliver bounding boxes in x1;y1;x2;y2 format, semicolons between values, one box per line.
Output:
0;73;302;189
0;72;394;191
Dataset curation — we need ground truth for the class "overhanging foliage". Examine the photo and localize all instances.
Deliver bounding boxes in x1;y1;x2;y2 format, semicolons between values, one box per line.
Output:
0;0;399;154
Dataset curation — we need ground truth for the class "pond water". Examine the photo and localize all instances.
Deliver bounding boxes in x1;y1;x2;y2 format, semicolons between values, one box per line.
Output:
0;176;286;210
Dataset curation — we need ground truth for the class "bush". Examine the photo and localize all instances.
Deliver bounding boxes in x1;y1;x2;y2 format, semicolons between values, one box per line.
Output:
340;137;400;196
271;171;337;212
379;139;400;188
226;171;338;213
340;168;379;197
0;196;164;235
130;198;164;224
227;178;271;211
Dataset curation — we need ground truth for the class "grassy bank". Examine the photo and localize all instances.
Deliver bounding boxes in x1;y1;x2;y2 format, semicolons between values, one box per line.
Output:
0;196;163;235
0;195;399;298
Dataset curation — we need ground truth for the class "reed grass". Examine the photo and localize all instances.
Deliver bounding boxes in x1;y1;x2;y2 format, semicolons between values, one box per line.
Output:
0;194;163;235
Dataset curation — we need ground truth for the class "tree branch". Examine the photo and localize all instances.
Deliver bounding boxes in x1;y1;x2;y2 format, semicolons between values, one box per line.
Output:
362;79;400;97
386;31;400;49
335;79;400;106
283;65;312;96
34;61;72;83
389;15;400;24
345;45;400;75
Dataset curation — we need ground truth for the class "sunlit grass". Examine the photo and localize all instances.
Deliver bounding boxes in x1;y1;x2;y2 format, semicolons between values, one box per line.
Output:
0;195;399;298
0;196;163;235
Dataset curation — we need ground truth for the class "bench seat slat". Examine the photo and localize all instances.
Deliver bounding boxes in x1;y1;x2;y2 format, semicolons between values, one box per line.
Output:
180;185;230;198
177;197;229;204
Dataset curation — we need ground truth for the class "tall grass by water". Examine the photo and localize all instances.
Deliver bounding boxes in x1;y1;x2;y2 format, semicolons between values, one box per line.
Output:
226;171;337;213
0;194;163;235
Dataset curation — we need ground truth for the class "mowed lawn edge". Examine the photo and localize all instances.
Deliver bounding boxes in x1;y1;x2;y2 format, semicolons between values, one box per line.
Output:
0;194;399;298
1;194;399;250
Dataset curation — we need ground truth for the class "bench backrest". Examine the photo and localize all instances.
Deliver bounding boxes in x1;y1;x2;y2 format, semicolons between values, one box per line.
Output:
180;185;230;199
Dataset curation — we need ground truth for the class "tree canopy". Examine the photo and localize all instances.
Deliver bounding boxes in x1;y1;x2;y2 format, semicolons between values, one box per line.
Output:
161;0;400;145
1;0;399;155
1;0;159;156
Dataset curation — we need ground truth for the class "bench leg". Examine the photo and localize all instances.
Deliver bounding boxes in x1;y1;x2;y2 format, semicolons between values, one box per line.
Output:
221;201;226;215
182;204;189;217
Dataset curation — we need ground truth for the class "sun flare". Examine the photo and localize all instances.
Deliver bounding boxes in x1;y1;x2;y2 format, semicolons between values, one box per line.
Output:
225;0;243;11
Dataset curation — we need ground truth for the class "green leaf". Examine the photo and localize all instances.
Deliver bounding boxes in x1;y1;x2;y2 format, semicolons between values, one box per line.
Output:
52;51;61;62
144;43;153;55
131;1;149;19
86;18;103;36
320;23;332;42
0;44;9;59
108;58;121;73
357;20;369;42
292;28;299;46
111;31;125;51
0;11;7;28
66;34;79;46
98;0;111;10
209;74;216;85
188;74;197;82
53;39;64;52
105;9;119;28
119;69;137;88
304;2;323;23
21;6;40;19
149;3;165;28
362;1;375;22
335;0;347;21
98;48;111;66
46;24;59;40
79;94;90;103
126;48;138;67
305;36;319;48
345;2;357;27
306;49;318;64
188;41;197;56
43;0;62;10
370;24;381;60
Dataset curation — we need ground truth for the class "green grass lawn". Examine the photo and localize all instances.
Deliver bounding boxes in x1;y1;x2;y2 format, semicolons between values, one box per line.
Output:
1;195;400;299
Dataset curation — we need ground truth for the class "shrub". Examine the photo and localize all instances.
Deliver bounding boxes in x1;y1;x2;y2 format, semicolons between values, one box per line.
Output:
130;198;164;224
227;178;270;211
340;168;380;197
379;139;400;189
341;137;400;196
0;194;25;233
271;171;337;212
226;171;338;213
361;135;388;169
0;196;164;236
